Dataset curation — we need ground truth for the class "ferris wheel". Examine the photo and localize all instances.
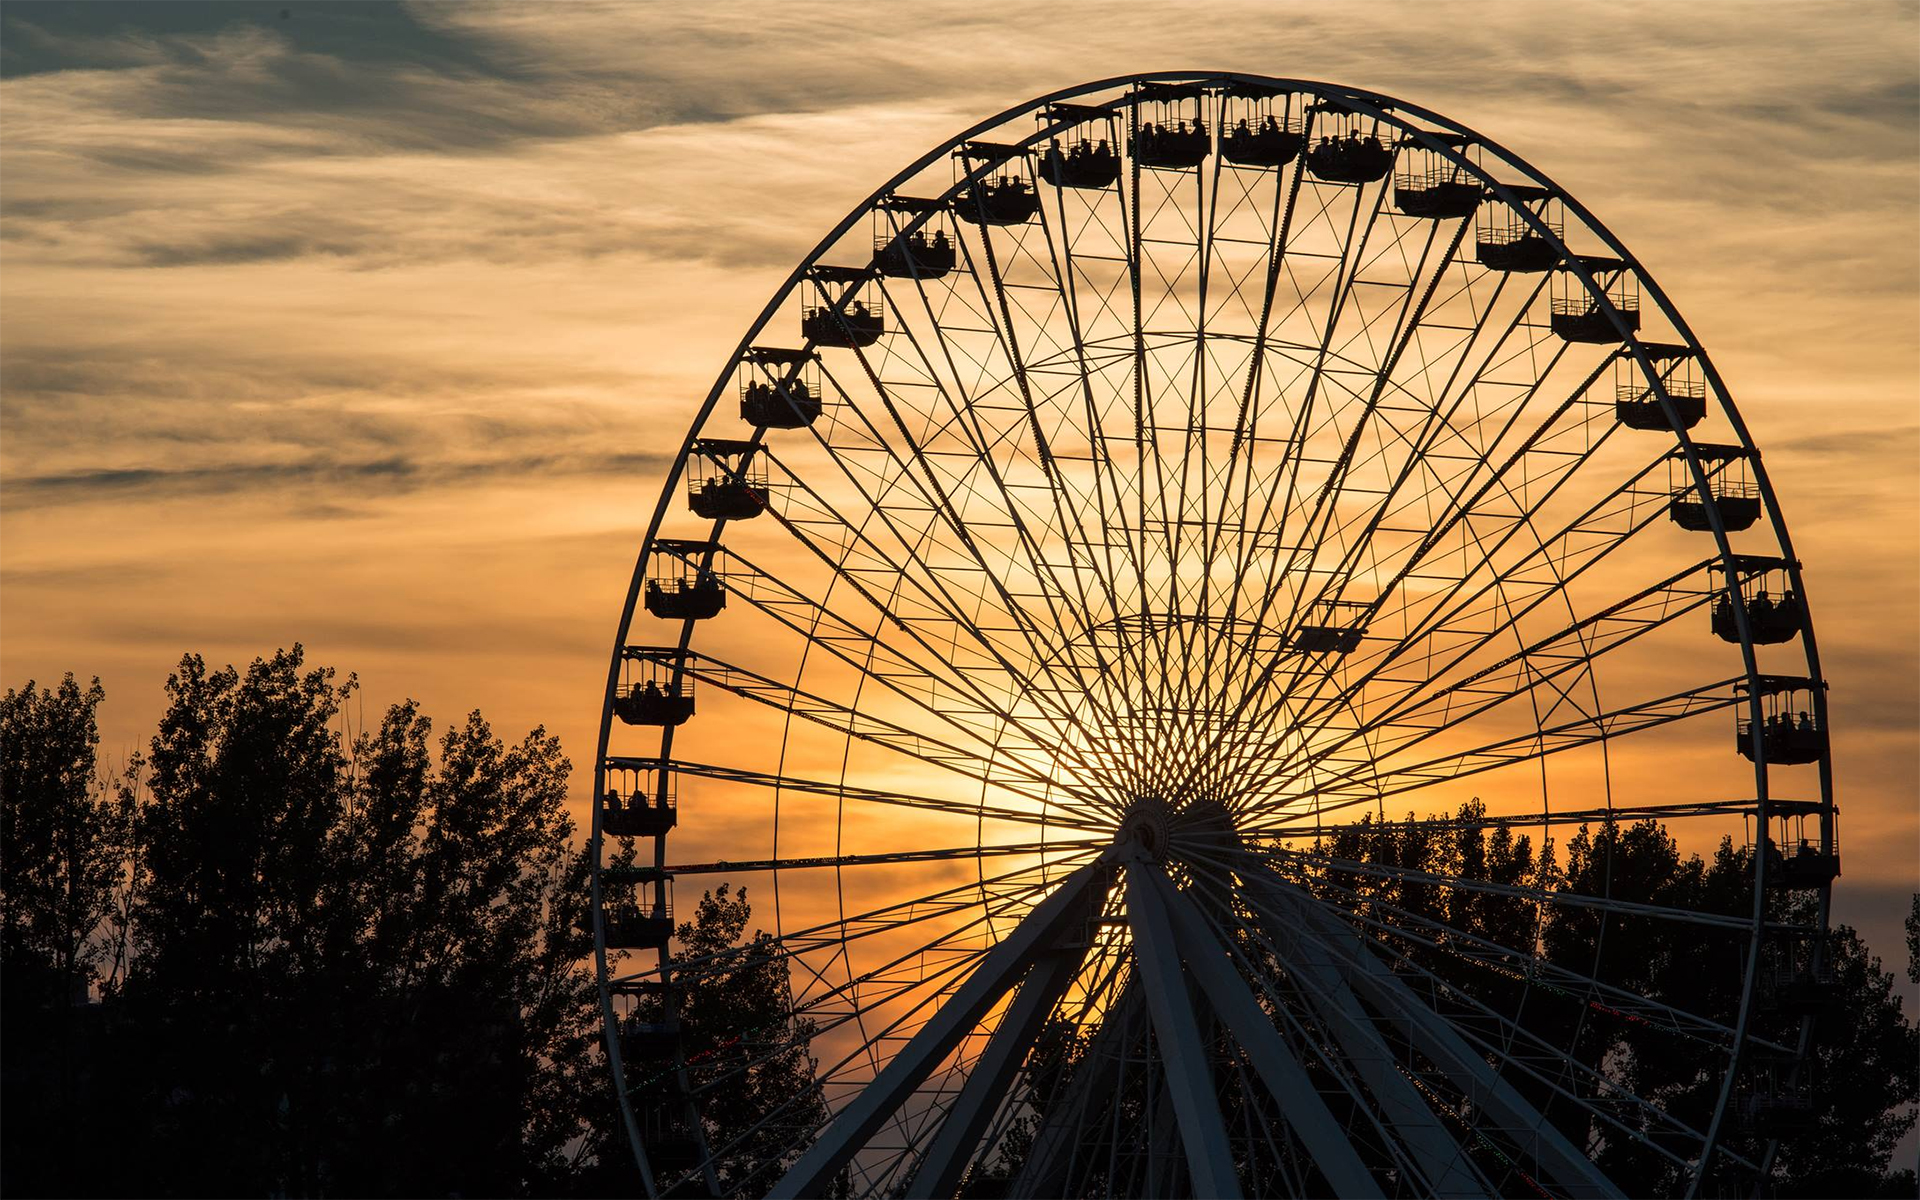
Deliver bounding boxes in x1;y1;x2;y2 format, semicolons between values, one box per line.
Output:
590;73;1837;1199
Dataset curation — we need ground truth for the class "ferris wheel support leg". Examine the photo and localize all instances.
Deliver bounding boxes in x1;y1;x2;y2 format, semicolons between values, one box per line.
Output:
1007;982;1144;1197
906;937;1092;1199
1144;1079;1183;1198
1148;870;1386;1199
768;857;1113;1200
1233;880;1487;1197
1283;886;1626;1200
1123;861;1244;1200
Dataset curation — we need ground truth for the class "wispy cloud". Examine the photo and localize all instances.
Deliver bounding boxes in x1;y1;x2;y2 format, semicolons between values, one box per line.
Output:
0;3;1914;1001
2;447;675;508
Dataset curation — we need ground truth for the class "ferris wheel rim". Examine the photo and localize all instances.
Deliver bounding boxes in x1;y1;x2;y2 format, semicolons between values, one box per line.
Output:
592;72;1835;1199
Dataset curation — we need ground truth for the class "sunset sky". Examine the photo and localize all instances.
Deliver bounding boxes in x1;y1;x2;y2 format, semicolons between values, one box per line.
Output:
3;0;1915;1009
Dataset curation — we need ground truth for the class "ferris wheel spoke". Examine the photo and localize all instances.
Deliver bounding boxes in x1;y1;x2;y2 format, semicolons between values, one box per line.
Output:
1195;229;1555;771
1220;440;1677;793
665;838;1103;876
1236;242;1541;601
1146;179;1401;782
1256;669;1744;813
1140;155;1223;724
1175;142;1311;756
936;187;1164;751
1274;396;1646;739
705;544;1089;775
653;757;1102;833
789;879;1046;1040
759;413;1136;791
1179;216;1477;785
1240;273;1562;697
1246;150;1394;579
1272;298;1557;669
1032;169;1159;734
1282;890;1689;1182
618;852;1093;1011
920;185;1145;659
657;649;1097;809
1247;854;1798;1058
768;855;1113;1199
1249;842;1754;932
1242;557;1725;805
701;538;1131;813
1248;796;1782;841
1290;887;1751;1176
1342;543;1720;746
1209;148;1306;596
822;284;1147;778
792;323;1112;679
1187;165;1320;761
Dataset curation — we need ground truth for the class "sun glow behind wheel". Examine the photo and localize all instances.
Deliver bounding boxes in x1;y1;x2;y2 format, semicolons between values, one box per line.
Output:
592;74;1836;1199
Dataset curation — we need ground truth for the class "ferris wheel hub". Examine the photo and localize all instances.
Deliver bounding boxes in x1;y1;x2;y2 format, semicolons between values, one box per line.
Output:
1118;795;1172;857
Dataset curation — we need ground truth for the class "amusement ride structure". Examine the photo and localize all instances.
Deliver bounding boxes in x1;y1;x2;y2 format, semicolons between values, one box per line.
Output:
590;73;1837;1199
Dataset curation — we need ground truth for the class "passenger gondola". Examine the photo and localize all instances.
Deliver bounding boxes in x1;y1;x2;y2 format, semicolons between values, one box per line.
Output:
1305;132;1392;183
956;175;1039;226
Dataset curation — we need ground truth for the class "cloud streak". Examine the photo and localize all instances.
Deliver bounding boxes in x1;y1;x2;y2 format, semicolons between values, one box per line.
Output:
2;447;676;508
1;2;1913;1041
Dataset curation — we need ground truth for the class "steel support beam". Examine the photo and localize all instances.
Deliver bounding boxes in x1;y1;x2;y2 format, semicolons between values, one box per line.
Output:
769;857;1111;1199
1124;860;1243;1200
907;934;1092;1198
1281;882;1625;1200
1238;877;1488;1197
1007;981;1143;1197
1149;869;1386;1199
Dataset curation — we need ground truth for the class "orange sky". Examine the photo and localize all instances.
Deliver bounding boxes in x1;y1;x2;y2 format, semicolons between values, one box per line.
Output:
2;1;1915;1010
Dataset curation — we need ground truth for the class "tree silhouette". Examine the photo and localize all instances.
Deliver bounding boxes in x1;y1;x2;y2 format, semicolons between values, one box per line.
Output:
1;650;609;1196
1;674;134;1196
3;658;1910;1198
1318;801;1916;1198
602;883;829;1196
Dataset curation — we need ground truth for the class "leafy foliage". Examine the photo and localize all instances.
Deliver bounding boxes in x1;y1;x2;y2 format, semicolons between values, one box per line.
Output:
3;657;1910;1198
627;884;828;1196
1318;801;1917;1198
1;650;612;1196
0;674;134;1196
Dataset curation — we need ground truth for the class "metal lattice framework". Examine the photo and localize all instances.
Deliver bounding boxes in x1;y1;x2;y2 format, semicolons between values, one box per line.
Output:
591;74;1837;1199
